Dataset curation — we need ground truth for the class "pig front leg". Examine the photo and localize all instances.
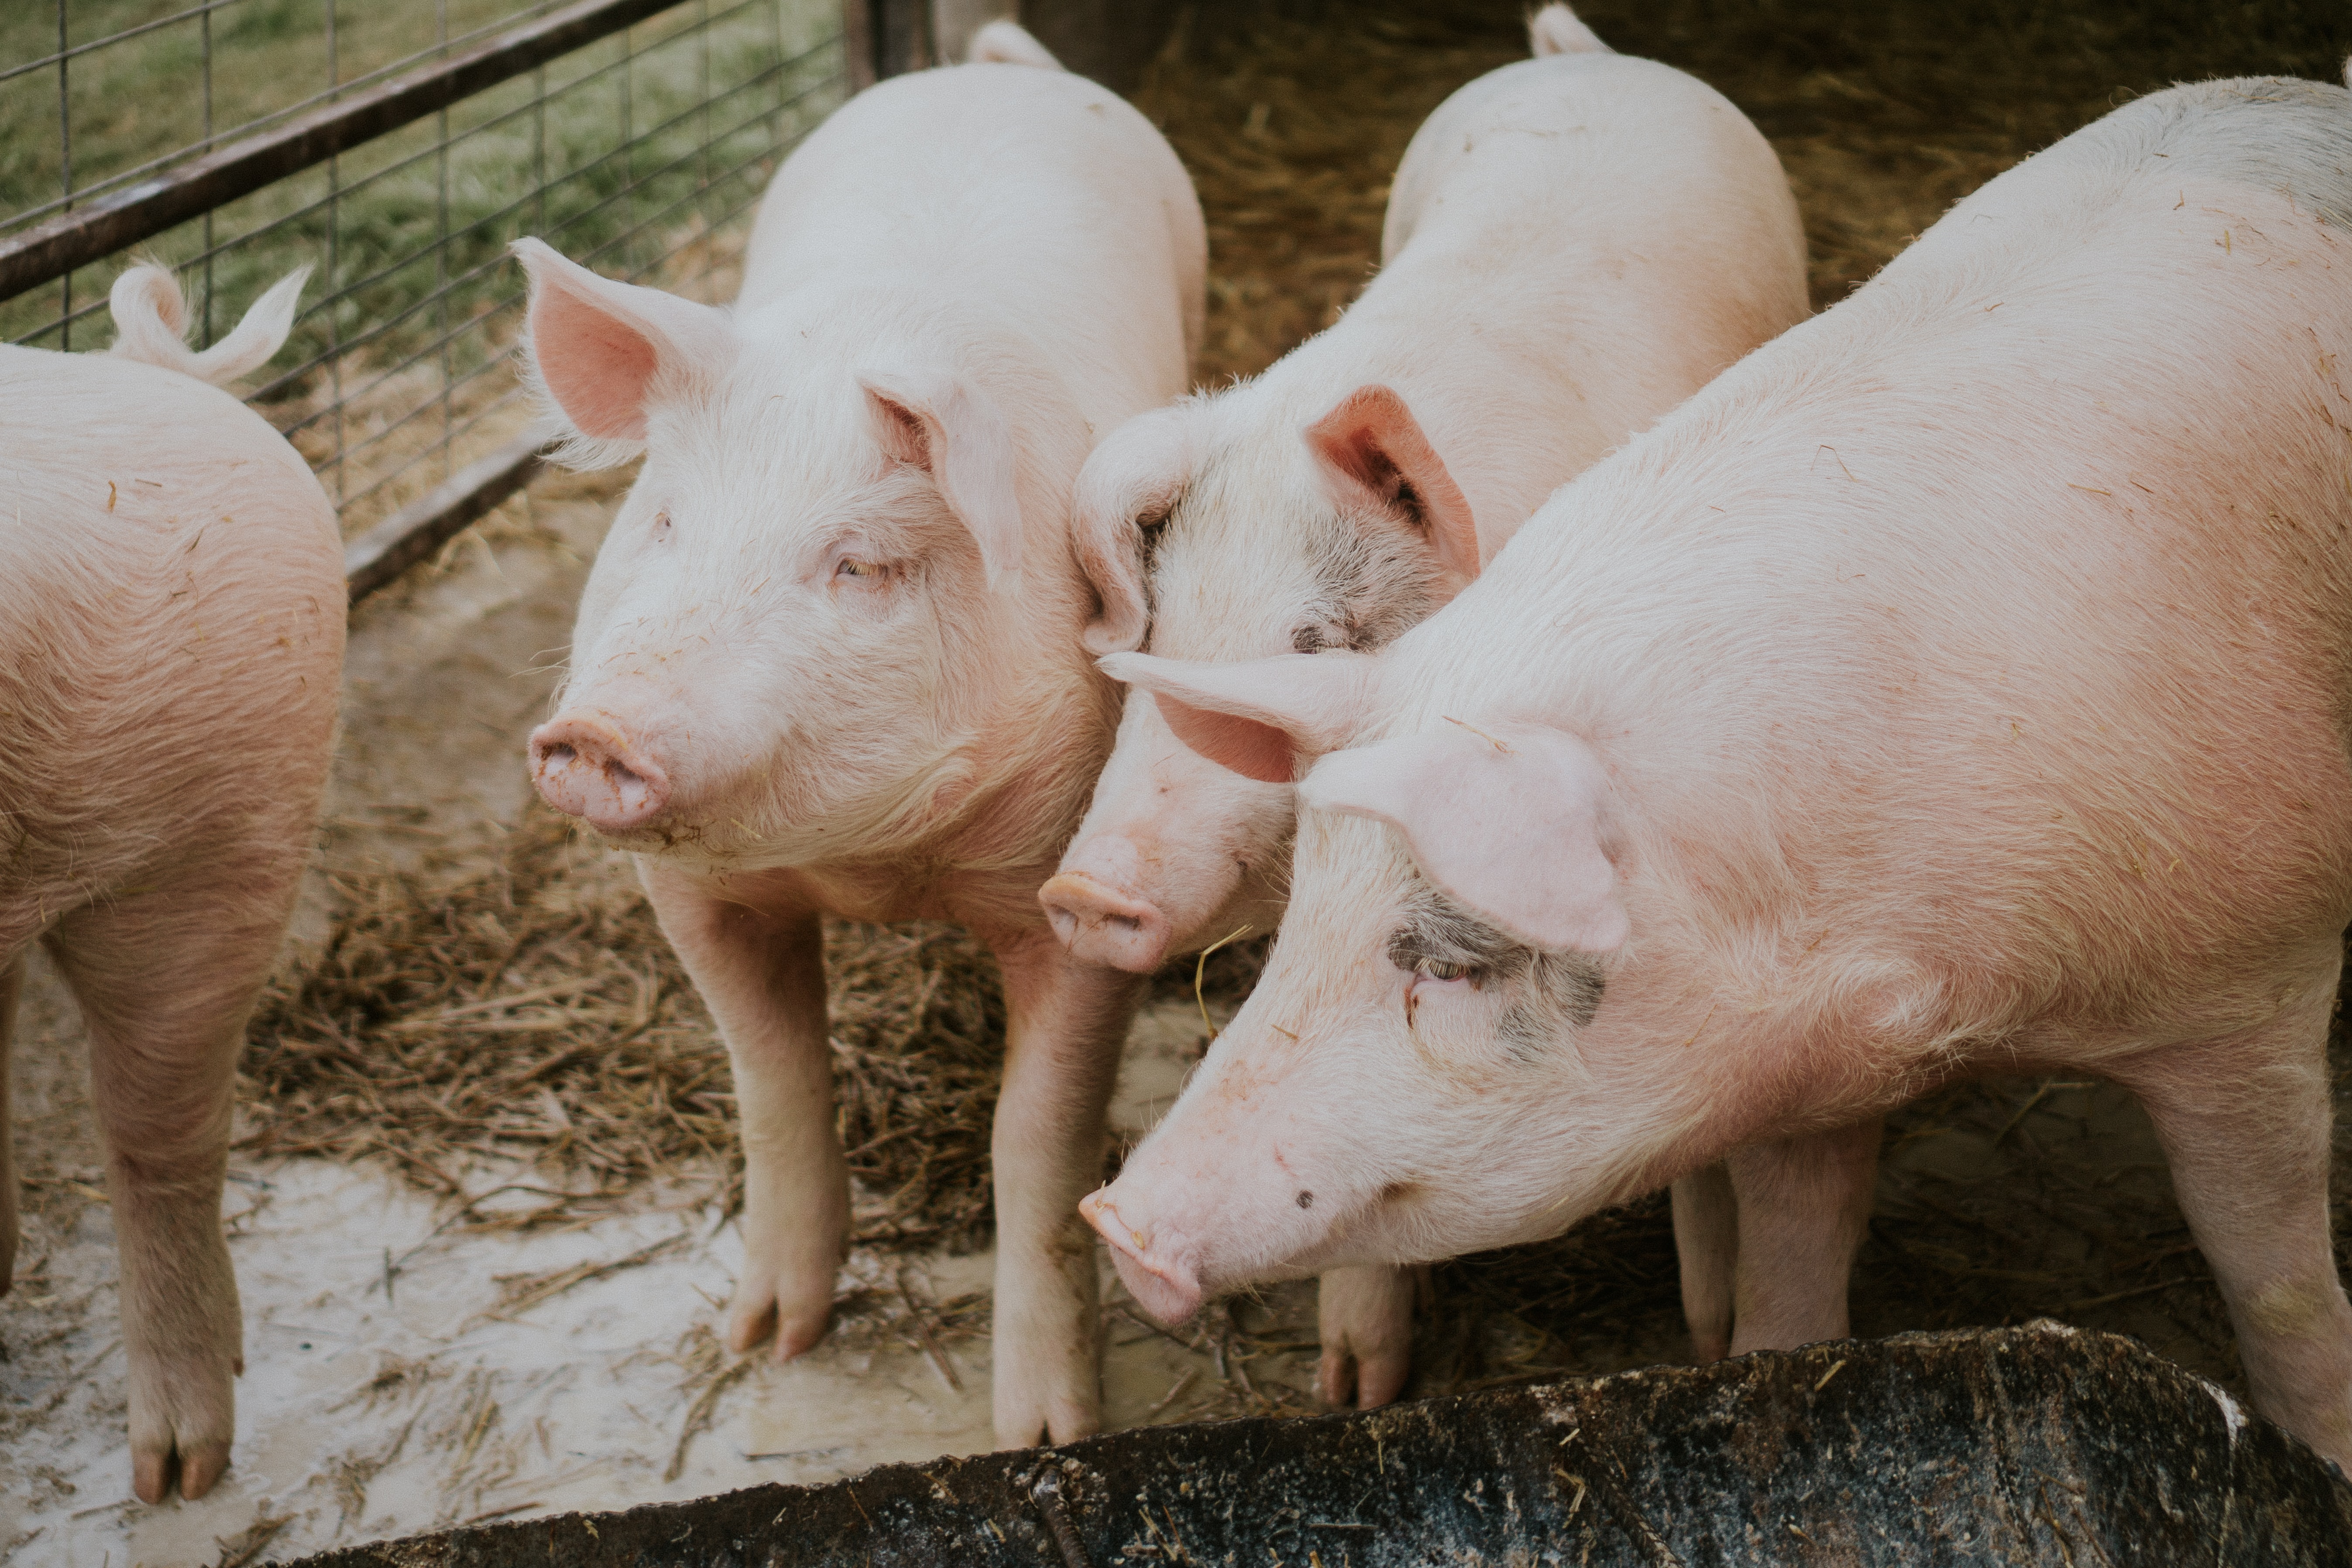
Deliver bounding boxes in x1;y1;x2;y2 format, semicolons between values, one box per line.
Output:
1724;1118;1882;1356
987;928;1145;1448
2116;982;2352;1473
1316;1263;1423;1409
1;952;19;1293
1672;1163;1739;1362
641;864;847;1361
48;895;261;1504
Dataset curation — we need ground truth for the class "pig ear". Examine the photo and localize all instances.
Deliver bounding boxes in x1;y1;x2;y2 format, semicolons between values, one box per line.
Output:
513;238;734;449
1100;650;1377;785
1305;385;1482;599
859;368;1024;594
1074;405;1202;655
1301;722;1626;954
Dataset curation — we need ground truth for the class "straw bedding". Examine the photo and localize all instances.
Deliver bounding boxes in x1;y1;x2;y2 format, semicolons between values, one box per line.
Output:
244;0;2352;1403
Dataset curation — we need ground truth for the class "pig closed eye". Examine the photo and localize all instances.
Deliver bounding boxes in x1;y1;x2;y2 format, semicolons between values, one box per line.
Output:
1291;622;1345;654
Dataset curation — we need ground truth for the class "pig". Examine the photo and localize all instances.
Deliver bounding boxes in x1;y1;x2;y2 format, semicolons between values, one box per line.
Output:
1082;69;2352;1472
517;22;1203;1447
1037;1;1807;1406
0;263;340;1501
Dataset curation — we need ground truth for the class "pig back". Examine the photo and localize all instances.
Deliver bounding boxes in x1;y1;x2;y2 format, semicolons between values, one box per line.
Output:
733;62;1203;423
0;347;343;931
1382;73;2352;1046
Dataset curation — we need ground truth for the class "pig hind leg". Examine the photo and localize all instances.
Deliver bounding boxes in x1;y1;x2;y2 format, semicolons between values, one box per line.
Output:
641;867;846;1362
1672;1162;1739;1361
1317;1263;1425;1409
45;885;288;1504
2115;979;2352;1473
988;932;1145;1447
1725;1118;1882;1355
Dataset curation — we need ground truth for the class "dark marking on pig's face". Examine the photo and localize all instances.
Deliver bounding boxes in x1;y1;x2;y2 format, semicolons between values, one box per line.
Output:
1387;884;1606;1057
1291;516;1439;654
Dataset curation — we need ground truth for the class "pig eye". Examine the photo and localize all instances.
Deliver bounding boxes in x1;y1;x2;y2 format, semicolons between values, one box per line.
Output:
835;557;886;580
650;510;672;539
1415;959;1476;984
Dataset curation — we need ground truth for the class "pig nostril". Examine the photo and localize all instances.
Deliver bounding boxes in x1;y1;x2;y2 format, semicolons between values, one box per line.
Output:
541;742;577;769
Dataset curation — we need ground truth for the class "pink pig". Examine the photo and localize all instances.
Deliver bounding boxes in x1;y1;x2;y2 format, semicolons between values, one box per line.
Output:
1085;70;2352;1472
1;264;340;1501
519;23;1202;1447
1039;1;1805;1406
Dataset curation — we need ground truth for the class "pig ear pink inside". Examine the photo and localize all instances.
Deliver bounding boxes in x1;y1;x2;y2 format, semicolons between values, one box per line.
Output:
1305;384;1482;597
860;369;1024;593
1073;405;1201;655
1300;722;1627;954
1152;696;1298;785
514;237;733;444
1101;650;1378;781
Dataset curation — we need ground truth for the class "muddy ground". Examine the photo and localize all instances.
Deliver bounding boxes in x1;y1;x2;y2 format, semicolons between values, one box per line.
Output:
11;0;2352;1563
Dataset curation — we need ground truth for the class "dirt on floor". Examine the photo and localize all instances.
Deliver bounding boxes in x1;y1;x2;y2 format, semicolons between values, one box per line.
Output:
11;0;2352;1562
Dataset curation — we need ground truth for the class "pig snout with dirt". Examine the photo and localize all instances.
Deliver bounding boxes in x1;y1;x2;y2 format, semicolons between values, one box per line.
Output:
518;24;1203;1448
1083;71;2352;1472
1038;1;1806;1408
1;264;340;1502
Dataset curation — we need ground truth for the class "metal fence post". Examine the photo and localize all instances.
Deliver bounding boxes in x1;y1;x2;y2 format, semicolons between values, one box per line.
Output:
871;0;929;76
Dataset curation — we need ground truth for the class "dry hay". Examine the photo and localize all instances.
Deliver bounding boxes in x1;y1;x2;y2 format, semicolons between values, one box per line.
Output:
1142;0;2352;373
240;805;1006;1252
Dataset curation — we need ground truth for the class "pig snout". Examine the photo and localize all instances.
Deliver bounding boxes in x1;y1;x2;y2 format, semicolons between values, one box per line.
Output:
1079;1187;1205;1326
1039;860;1174;971
529;714;670;831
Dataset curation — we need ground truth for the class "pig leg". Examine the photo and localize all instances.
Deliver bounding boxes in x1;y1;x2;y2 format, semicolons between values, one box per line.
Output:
1725;1119;1882;1355
47;895;268;1504
2115;986;2352;1472
1672;1162;1739;1361
1317;1263;1422;1409
988;928;1145;1448
1;951;19;1293
642;864;845;1360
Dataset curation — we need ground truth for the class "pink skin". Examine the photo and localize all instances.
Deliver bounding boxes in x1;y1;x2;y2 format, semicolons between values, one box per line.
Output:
1085;76;2352;1471
518;41;1202;1448
0;269;342;1504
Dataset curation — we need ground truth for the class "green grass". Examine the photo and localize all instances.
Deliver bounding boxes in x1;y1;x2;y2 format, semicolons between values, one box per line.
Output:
1;0;846;528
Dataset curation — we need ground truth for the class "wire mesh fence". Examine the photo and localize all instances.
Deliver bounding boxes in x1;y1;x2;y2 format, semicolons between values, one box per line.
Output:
0;0;852;556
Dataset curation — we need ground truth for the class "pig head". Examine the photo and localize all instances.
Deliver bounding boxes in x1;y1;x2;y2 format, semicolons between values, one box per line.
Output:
1041;387;1483;971
1079;651;1689;1323
516;239;1095;866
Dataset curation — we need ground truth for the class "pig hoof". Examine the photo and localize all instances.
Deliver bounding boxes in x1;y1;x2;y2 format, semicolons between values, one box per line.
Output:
128;1353;236;1503
1318;1346;1409;1410
132;1448;173;1506
993;1395;1101;1451
179;1440;232;1500
726;1277;837;1359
